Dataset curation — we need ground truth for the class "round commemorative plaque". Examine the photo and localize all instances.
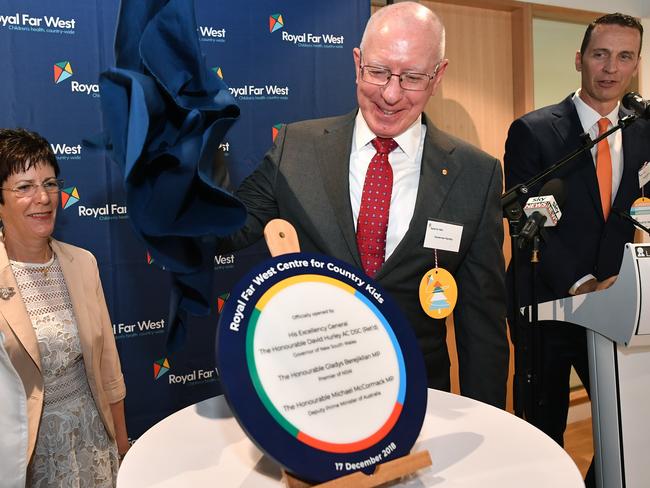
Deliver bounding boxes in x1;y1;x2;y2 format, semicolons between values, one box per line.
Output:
216;253;427;483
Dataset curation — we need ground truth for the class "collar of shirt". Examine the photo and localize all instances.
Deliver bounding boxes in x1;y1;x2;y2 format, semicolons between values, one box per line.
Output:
572;89;620;134
353;110;423;160
350;110;426;260
571;88;624;203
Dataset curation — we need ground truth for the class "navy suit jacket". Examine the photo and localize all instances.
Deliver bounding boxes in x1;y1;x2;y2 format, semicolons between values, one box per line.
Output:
505;94;650;305
221;110;508;408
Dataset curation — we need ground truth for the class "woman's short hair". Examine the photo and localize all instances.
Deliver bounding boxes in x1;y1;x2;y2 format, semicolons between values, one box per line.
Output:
0;128;60;204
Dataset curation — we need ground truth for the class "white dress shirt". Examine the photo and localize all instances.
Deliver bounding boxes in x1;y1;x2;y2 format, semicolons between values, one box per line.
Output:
349;111;425;260
569;90;623;293
572;90;623;199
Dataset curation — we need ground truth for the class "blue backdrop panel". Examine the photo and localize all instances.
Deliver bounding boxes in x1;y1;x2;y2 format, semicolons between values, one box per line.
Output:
0;0;369;440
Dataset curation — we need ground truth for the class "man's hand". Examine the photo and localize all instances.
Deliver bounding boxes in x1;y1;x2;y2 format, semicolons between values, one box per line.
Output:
574;275;618;295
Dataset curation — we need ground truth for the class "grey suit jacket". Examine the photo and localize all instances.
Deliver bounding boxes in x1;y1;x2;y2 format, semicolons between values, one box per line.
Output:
226;110;508;408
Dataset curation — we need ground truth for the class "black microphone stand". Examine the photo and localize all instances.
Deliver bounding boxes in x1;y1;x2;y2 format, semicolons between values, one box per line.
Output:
502;113;638;422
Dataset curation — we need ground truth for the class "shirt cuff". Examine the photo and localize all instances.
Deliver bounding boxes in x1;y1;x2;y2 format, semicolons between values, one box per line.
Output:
569;274;596;295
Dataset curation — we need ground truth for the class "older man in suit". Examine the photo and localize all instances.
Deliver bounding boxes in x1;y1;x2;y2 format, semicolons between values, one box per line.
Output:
504;12;649;486
223;1;508;408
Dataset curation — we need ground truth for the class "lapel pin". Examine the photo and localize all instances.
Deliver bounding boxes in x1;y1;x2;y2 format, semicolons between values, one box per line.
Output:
0;287;15;300
442;168;448;176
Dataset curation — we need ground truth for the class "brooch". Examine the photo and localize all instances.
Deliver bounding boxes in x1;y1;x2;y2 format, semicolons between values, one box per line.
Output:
0;287;15;300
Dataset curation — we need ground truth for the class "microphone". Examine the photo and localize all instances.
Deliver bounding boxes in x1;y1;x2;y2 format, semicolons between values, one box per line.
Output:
611;207;650;236
518;179;566;247
622;92;650;118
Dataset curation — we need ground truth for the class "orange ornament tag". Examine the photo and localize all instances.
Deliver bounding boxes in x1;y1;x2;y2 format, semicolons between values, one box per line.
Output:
630;197;650;244
418;267;457;319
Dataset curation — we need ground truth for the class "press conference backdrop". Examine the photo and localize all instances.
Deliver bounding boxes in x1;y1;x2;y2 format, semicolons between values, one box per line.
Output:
0;0;368;439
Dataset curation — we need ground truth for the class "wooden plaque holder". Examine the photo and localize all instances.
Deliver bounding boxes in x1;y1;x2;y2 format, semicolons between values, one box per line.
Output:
264;219;301;256
282;450;432;488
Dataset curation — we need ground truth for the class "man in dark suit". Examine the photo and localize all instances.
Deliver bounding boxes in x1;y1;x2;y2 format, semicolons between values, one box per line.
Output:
504;11;648;475
223;1;508;408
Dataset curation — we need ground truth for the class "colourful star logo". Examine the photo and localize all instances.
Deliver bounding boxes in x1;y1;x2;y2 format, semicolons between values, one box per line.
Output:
53;61;73;84
61;186;79;209
269;13;284;33
153;358;170;380
272;123;283;142
217;293;229;313
211;66;223;79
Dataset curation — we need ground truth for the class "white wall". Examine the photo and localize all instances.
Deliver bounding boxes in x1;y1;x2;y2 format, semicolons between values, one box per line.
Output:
520;0;650;17
533;18;583;109
526;0;650;100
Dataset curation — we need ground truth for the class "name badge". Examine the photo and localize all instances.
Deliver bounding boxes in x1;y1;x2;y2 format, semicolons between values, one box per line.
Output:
423;220;463;253
639;162;650;188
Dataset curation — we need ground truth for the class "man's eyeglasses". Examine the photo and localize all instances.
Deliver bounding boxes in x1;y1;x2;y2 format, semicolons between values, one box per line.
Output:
360;57;441;92
1;179;65;197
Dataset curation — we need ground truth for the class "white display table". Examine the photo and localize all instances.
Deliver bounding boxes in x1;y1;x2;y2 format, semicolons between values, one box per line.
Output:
117;389;583;487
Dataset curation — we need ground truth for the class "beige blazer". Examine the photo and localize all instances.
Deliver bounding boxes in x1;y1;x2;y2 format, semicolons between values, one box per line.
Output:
0;236;126;462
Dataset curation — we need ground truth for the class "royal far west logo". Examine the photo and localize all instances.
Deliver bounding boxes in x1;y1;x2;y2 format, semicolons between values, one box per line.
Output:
114;316;166;339
213;59;288;102
269;13;284;33
228;83;289;101
154;358;170;380
61;186;79;209
60;186;128;221
0;12;76;34
53;61;72;83
51;60;99;97
217;293;229;314
153;357;218;386
50;142;82;160
272;123;283;142
212;65;286;103
214;253;235;270
197;24;226;43
268;12;344;48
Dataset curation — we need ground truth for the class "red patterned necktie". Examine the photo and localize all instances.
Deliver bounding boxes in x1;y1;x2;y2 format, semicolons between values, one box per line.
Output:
356;137;398;277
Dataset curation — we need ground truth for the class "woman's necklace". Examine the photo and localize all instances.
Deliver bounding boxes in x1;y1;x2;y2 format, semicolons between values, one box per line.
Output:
3;232;54;278
39;253;55;280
